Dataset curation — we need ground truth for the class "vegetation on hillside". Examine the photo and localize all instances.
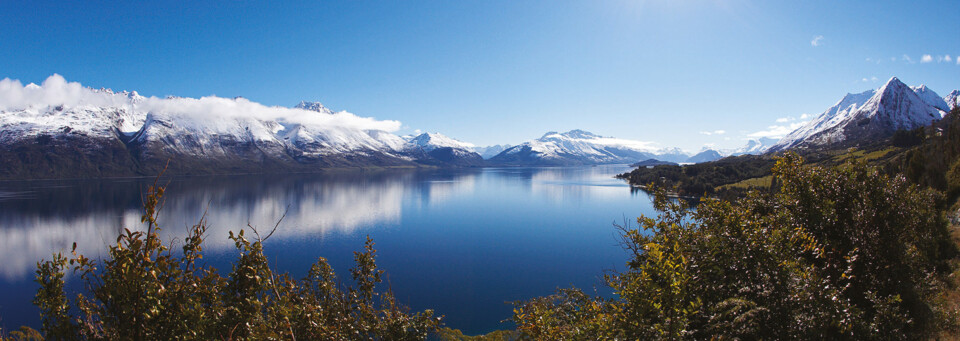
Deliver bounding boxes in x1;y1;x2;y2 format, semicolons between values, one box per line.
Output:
891;106;960;201
617;154;780;197
621;107;960;200
514;154;958;339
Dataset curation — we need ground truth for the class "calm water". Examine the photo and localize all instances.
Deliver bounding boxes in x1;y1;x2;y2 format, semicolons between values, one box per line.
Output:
0;165;654;334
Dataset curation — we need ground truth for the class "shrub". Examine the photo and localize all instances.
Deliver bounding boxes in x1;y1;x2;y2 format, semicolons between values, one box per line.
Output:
29;176;440;340
515;154;956;339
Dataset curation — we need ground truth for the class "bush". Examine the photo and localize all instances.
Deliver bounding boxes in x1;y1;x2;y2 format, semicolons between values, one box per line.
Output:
515;154;956;339
28;177;441;340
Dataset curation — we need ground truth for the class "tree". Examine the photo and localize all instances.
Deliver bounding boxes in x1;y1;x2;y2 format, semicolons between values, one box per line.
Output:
514;154;956;339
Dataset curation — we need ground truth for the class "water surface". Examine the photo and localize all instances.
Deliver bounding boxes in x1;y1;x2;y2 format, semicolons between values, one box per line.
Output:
0;165;653;334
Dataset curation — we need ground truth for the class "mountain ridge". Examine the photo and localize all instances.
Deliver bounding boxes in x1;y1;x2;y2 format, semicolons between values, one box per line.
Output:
0;75;485;179
770;77;951;152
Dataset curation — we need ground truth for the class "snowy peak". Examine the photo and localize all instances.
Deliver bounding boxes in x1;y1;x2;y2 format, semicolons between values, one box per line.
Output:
911;85;949;113
686;149;723;163
829;90;878;118
474;144;511;159
772;89;876;151
404;133;476;152
858;77;940;126
771;77;946;151
945;90;960;110
537;129;604;141
400;133;483;166
872;77;910;107
489;129;685;165
294;101;335;115
731;137;778;156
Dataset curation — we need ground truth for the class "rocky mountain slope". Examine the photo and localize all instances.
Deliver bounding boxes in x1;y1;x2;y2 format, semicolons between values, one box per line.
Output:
401;133;484;166
0;75;482;179
770;77;953;151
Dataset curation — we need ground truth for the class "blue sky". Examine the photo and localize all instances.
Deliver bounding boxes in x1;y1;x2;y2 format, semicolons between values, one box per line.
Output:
1;0;957;150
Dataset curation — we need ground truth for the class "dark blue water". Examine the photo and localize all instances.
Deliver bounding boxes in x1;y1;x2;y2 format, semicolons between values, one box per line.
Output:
0;165;653;335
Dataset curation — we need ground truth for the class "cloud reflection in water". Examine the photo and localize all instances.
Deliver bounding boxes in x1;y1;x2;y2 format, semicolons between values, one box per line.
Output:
0;166;630;281
0;169;485;280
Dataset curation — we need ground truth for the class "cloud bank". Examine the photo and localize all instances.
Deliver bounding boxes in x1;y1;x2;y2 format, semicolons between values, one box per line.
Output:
0;74;402;132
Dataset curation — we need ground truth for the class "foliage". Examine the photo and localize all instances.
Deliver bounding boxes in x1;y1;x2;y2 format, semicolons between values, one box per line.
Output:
893;106;960;200
515;154;956;339
618;154;779;197
437;328;520;340
29;176;441;340
621;134;911;199
890;127;925;148
0;327;43;341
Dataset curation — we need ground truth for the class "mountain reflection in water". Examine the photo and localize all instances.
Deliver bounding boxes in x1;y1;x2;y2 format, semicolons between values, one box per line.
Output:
0;165;650;335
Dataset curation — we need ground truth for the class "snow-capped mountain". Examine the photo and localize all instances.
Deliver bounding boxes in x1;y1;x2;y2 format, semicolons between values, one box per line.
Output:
404;132;475;152
294;101;335;114
652;147;691;163
729;137;779;156
685;149;723;163
474;144;511;159
0;102;144;178
488;130;682;165
911;85;951;113
946;90;960;110
401;133;484;166
0;75;482;179
770;77;946;151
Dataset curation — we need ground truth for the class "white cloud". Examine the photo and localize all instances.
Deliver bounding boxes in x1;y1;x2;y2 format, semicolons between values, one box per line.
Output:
699;130;726;136
811;35;824;47
777;114;815;123
921;54;933;63
903;54;914;63
0;74;403;132
957;57;960;65
861;76;878;82
748;121;807;139
748;114;815;139
945;55;953;62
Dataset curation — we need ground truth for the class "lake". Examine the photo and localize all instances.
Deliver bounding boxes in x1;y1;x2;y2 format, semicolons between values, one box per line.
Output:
0;165;654;335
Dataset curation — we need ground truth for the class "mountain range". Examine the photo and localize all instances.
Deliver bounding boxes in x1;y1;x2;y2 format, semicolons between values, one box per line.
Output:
490;130;682;166
1;74;955;179
0;75;492;178
770;77;954;151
